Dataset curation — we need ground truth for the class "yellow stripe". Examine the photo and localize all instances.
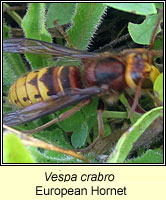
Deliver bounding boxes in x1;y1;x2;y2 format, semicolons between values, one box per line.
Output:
57;66;64;92
125;54;137;89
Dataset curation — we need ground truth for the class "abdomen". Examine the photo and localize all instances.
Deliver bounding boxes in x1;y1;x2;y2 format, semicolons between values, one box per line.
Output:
8;66;82;107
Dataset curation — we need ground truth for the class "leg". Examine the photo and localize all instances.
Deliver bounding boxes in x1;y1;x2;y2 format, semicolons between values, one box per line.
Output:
23;100;90;134
128;77;143;118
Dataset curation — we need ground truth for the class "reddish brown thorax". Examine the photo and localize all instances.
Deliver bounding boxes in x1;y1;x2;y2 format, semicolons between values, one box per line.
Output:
82;57;126;92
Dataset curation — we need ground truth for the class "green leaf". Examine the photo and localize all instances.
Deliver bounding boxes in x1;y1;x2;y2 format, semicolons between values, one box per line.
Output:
22;3;52;42
103;111;127;119
22;3;52;69
3;51;27;98
71;122;89;148
33;129;72;149
128;14;161;45
46;3;76;27
103;120;112;137
58;109;85;132
82;98;98;117
154;73;163;103
105;3;157;15
107;106;163;163
125;149;163;163
155;3;164;9
67;3;107;49
28;146;83;163
82;98;98;130
3;133;35;163
153;35;163;50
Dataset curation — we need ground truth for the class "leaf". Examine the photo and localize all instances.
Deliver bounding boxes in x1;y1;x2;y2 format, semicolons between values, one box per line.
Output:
107;106;163;163
3;54;27;92
3;133;35;163
154;73;163;103
103;111;127;119
105;3;157;15
28;146;82;163
33;129;72;149
22;3;52;69
46;3;76;27
153;35;163;50
67;3;107;49
71;122;89;148
58;109;85;132
125;150;163;163
22;3;52;42
82;98;98;131
155;3;164;9
128;14;161;45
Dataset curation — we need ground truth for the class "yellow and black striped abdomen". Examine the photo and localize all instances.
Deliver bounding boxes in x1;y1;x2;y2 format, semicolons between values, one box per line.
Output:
8;66;82;108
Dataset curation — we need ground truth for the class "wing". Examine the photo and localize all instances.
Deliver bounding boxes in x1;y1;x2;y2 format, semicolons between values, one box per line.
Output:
3;38;101;59
3;86;103;126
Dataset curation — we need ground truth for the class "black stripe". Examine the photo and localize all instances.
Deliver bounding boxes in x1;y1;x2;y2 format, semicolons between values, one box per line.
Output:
28;72;44;101
39;67;56;96
60;67;71;90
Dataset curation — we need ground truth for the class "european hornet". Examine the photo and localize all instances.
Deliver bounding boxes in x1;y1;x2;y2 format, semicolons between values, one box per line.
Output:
3;10;162;150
